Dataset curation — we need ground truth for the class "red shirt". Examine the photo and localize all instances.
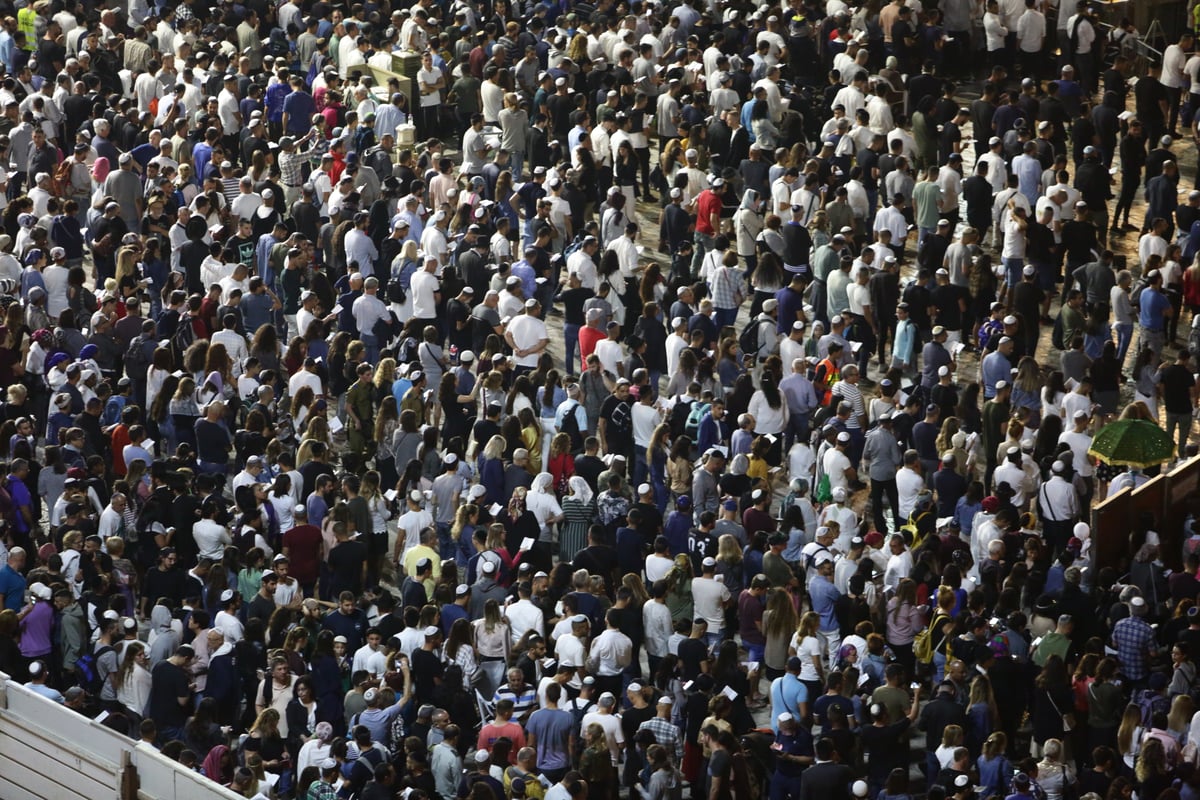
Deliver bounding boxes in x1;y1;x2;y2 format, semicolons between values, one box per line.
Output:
695;189;722;236
110;424;131;476
282;524;323;585
578;325;606;372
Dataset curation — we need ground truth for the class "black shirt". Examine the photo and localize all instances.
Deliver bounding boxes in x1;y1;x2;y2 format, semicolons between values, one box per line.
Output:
328;539;367;596
148;660;190;728
677;636;708;681
1158;362;1195;415
411;647;444;697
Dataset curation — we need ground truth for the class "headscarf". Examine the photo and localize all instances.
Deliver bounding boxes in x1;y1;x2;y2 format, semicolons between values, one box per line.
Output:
568;476;593;505
91;157;110;184
730;454;749;476
739;189;759;211
532;472;554;494
202;744;233;784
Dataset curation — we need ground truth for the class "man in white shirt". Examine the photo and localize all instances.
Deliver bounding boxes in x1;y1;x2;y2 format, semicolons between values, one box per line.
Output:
352;629;388;678
287;358;324;399
409;255;441;330
1015;0;1045;76
588;610;633;698
344;213;379;277
212;313;248;364
882;533;913;592
352;277;392;363
692;558;732;646
555;615;590;690
506;583;545;645
822;432;855;493
1058;410;1096;482
505;299;550;371
896;450;926;519
665;317;689;380
1162;32;1193;136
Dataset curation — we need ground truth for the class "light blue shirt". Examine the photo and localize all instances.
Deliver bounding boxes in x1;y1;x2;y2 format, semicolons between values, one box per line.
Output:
1012;154;1042;205
807;573;841;631
769;674;807;733
893;318;917;366
980;350;1011;399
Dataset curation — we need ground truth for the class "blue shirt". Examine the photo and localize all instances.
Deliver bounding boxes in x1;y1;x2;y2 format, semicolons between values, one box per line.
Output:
768;673;807;733
1139;287;1170;331
441;602;467;635
511;259;537;291
282;90;316;134
696;412;727;455
0;564;26;611
807;574;841;631
980;351;1011;399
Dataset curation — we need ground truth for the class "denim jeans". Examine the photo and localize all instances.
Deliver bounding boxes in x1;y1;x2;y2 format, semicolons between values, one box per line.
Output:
564;322;581;375
715;306;738;330
1115;322;1134;366
436;521;454;560
1003;257;1024;287
508;152;523;183
361;333;379;365
633;444;648;486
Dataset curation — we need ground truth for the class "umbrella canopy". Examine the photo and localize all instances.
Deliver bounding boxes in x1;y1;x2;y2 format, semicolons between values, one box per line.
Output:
1087;419;1176;468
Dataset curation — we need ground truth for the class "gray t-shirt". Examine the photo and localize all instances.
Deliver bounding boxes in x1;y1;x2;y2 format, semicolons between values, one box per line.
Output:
98;644;120;702
430;472;460;525
525;707;575;771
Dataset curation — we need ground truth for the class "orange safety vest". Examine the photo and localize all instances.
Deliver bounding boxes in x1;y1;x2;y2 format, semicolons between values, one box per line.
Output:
815;357;840;405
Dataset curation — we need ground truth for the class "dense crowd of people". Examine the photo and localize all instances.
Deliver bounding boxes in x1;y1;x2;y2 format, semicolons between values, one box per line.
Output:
3;0;1200;799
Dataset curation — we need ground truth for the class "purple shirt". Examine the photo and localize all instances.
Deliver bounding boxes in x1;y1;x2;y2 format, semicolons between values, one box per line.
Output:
6;473;30;534
19;599;52;657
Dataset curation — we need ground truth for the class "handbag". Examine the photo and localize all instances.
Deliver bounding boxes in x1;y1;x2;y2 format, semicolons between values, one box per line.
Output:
1046;688;1075;732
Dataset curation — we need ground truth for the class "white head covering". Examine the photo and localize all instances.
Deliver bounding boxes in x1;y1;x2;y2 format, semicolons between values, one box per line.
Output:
532;472;554;494
568;476;594;505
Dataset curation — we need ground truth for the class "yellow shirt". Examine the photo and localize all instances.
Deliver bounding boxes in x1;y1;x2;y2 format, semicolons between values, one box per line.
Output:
402;544;441;598
747;455;770;483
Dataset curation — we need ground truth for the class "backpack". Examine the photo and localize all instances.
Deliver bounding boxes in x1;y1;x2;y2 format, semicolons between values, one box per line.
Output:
172;315;197;358
559;401;584;452
669;397;695;439
684;401;711;440
75;644;113;694
913;613;948;664
1051;312;1066;350
124;336;151;380
1136;688;1171;727
738;316;762;358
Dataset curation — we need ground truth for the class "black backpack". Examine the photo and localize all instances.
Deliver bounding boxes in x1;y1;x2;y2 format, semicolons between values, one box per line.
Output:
669;397;694;439
124;336;151;380
738;316;762;358
560;401;584;452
